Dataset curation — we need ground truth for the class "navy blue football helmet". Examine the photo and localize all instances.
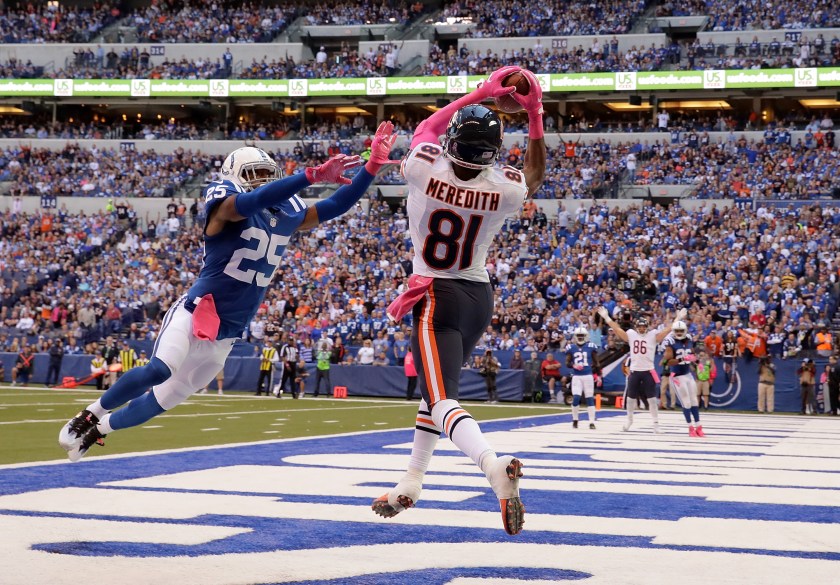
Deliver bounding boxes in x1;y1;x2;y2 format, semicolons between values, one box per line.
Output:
443;104;504;169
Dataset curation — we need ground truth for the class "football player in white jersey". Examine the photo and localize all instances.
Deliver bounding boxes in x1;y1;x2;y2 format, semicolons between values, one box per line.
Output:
599;307;685;433
372;66;546;536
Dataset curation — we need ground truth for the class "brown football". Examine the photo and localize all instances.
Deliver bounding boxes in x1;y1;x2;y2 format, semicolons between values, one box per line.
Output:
494;71;530;113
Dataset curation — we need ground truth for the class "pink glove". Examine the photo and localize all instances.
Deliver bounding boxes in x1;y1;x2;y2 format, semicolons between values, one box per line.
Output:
593;374;602;387
365;121;402;174
573;364;584;371
473;65;520;101
511;69;544;114
305;154;363;185
683;354;698;364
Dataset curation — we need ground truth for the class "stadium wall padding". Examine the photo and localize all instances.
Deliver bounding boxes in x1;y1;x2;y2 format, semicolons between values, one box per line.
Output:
1;353;831;413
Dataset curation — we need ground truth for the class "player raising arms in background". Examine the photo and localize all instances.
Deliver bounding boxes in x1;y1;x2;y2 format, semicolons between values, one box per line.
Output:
372;66;546;535
59;122;399;461
599;308;685;433
663;319;705;437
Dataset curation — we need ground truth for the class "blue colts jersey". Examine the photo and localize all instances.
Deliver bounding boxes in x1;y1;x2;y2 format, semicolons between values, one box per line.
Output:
665;337;694;376
565;342;598;376
187;179;307;339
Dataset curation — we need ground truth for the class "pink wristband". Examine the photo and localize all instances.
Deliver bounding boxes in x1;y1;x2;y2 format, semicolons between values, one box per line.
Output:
528;110;544;140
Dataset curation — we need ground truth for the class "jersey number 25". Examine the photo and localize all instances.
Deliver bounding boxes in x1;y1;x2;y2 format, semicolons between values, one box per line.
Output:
224;227;289;286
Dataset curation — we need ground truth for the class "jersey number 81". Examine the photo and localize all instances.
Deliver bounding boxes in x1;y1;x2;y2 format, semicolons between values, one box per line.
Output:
422;209;483;271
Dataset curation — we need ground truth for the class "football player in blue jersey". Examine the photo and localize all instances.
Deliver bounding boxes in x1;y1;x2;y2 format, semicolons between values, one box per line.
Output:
663;320;705;437
565;326;602;429
59;121;399;461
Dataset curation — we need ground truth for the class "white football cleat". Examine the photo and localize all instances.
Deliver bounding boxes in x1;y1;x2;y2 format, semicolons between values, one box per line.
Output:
59;410;99;452
486;455;525;535
371;476;423;518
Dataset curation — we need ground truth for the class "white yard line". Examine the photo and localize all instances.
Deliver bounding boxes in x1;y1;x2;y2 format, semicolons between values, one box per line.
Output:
0;403;413;426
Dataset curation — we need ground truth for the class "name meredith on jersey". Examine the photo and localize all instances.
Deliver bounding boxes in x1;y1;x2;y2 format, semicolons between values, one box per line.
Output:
425;177;501;212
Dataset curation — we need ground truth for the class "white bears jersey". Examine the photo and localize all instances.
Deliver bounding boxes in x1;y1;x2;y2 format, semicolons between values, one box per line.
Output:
627;329;658;371
402;142;528;283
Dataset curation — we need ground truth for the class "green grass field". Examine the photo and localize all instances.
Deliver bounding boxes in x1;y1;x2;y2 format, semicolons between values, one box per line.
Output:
0;385;565;465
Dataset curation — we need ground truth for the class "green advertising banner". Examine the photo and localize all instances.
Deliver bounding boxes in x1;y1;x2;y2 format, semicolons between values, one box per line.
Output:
72;80;131;97
227;80;289;97
2;67;840;97
384;77;447;95
550;72;615;91
636;71;705;90
724;69;796;89
0;79;55;96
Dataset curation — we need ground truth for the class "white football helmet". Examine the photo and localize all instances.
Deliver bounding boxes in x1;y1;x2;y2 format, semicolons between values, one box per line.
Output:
672;320;688;340
573;326;589;345
220;146;280;191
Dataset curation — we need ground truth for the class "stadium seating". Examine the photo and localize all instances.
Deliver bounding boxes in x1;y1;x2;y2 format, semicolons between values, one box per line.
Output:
0;0;838;379
1;199;836;368
0;3;120;44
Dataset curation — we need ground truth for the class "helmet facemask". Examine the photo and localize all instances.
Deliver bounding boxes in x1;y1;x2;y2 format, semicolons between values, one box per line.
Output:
240;162;280;191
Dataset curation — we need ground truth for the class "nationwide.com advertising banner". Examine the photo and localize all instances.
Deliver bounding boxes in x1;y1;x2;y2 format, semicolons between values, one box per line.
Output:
1;68;840;98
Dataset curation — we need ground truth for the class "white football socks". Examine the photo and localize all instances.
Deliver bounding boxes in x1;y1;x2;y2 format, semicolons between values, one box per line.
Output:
625;398;637;426
431;399;497;475
404;400;440;482
87;399;108;420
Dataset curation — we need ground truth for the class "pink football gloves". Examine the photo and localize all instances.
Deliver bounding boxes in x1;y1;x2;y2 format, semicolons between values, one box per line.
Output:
511;69;544;114
474;65;520;101
365;120;402;174
305;154;363;185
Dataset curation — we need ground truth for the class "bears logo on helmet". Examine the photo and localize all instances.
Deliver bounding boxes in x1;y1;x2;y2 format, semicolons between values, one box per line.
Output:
443;104;504;170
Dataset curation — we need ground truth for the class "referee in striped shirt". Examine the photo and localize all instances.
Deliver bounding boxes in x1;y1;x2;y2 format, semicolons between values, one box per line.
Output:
256;338;278;396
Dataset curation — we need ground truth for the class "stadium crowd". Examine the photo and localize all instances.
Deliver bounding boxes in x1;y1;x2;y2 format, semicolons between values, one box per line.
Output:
302;0;424;25
0;144;215;199
2;115;839;199
0;2;121;44
657;0;840;32
3;41;405;80
1;197;837;368
130;0;292;43
534;126;840;200
443;0;648;38
423;40;677;76
0;208;124;346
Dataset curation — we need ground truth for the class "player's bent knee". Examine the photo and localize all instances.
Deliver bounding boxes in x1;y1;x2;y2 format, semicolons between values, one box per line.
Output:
146;357;172;385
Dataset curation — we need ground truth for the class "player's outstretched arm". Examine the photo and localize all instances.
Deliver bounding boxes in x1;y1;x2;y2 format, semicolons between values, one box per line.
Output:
410;66;518;149
512;69;546;195
298;121;400;231
598;307;629;343
656;308;685;344
206;154;362;235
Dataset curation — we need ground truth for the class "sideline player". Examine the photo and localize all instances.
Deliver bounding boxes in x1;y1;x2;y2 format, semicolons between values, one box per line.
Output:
59;122;400;461
565;326;601;429
722;330;740;385
599;307;684;433
663;320;705;437
372;66;546;535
